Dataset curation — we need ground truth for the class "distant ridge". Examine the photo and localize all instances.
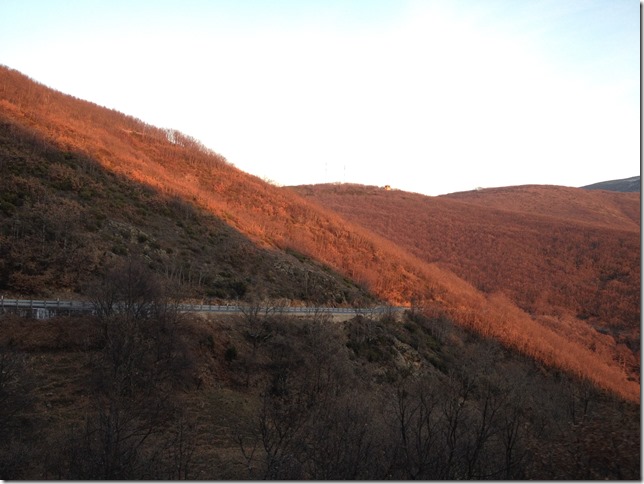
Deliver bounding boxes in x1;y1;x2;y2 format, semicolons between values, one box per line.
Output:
581;175;640;192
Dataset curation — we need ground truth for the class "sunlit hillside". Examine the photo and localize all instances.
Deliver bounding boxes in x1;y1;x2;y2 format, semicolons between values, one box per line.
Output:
0;65;639;403
293;183;640;393
0;65;427;305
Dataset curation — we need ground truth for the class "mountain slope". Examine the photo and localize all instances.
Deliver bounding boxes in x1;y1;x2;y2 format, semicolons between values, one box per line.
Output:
0;66;639;402
292;183;640;395
0;119;376;305
443;183;640;229
0;65;429;305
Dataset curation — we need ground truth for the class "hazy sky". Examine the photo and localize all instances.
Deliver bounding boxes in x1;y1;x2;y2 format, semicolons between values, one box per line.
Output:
0;0;639;195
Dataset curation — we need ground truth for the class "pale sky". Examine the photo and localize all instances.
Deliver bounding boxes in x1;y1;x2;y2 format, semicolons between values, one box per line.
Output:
0;0;639;195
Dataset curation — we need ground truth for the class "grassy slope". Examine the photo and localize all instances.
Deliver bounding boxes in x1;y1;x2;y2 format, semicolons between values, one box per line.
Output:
0;66;639;402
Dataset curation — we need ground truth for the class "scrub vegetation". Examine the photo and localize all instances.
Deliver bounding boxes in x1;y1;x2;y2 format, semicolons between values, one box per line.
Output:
0;66;639;478
0;269;639;479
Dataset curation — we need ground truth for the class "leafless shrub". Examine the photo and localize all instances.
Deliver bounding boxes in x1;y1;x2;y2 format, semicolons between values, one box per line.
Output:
53;257;196;479
0;344;34;478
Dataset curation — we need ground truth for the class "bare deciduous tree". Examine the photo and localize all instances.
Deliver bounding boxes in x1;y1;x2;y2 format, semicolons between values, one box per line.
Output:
57;258;196;479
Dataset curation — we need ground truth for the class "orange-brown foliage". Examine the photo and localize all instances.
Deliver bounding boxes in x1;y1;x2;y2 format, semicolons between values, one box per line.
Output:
293;184;640;400
294;183;639;323
0;66;639;402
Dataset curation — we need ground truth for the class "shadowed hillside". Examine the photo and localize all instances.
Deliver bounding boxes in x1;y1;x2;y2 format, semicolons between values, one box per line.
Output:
0;65;430;306
0;118;374;305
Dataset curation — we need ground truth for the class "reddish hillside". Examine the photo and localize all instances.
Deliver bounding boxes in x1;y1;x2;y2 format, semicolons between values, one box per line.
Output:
0;66;426;305
0;66;639;402
293;183;640;390
444;184;640;230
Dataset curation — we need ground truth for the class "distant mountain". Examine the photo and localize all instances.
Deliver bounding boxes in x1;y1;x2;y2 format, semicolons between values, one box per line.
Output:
581;175;640;192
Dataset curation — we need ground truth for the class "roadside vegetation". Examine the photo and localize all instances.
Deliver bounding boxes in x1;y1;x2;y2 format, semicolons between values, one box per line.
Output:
0;260;638;478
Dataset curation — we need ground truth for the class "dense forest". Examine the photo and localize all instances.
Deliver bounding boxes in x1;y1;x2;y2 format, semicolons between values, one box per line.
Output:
0;65;639;478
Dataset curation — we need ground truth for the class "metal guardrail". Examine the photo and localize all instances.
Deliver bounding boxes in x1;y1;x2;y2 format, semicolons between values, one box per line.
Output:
176;304;406;315
0;297;408;317
0;298;94;310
